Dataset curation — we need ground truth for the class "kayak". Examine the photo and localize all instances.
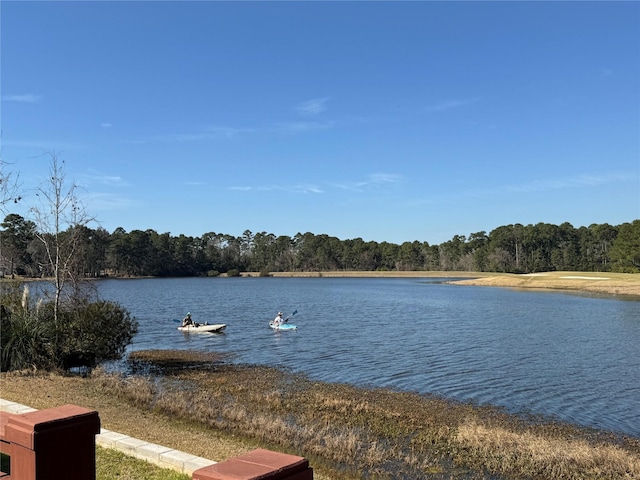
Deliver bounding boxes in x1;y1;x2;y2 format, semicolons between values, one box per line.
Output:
178;323;226;333
269;322;297;331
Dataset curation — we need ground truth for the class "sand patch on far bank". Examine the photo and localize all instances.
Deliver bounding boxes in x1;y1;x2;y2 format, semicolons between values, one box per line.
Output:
560;276;609;280
241;270;640;298
450;272;640;297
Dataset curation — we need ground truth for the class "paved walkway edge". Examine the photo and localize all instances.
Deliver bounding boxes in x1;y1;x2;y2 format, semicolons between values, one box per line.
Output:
0;398;217;475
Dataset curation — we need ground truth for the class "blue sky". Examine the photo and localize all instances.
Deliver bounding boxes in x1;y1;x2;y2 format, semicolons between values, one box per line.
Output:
1;1;638;245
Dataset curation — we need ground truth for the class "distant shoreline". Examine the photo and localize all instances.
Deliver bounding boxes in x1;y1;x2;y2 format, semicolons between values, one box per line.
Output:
243;270;640;298
6;270;639;299
242;270;489;279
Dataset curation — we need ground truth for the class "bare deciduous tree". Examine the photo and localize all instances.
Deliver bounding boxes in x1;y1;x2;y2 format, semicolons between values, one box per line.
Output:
29;153;94;323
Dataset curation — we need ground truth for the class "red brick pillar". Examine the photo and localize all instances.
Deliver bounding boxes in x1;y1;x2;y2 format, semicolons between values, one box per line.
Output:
2;404;100;480
193;448;313;480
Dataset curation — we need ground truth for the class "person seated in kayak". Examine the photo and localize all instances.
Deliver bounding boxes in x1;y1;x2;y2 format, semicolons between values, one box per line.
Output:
273;312;284;326
182;312;194;327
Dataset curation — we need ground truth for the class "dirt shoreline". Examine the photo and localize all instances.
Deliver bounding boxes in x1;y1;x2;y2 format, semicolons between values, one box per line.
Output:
248;270;640;298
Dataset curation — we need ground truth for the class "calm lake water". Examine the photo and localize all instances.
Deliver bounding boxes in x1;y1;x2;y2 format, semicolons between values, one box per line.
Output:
94;277;640;438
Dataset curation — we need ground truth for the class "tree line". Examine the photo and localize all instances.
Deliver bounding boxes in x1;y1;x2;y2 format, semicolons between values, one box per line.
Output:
2;214;639;277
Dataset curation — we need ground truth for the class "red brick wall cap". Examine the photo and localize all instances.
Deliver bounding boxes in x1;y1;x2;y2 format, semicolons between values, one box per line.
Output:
193;448;310;480
4;405;100;449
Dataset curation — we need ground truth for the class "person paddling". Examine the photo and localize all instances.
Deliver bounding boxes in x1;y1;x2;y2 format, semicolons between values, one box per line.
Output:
182;312;194;327
272;311;284;327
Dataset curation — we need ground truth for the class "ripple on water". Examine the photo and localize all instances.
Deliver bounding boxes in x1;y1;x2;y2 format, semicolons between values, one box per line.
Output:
95;277;640;438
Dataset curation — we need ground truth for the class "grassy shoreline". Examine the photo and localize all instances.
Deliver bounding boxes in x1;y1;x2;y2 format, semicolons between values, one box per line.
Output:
6;270;639;298
246;270;640;298
2;350;639;479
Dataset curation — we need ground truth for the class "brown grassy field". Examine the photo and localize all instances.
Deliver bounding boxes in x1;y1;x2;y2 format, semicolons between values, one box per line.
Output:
2;350;639;480
448;271;640;297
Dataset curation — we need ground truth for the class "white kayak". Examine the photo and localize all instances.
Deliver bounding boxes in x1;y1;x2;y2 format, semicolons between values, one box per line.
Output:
178;323;226;333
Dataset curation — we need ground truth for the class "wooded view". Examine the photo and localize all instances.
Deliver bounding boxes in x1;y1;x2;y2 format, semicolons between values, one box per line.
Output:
2;214;639;278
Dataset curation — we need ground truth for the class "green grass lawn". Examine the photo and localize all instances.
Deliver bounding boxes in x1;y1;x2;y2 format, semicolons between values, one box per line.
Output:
97;447;190;480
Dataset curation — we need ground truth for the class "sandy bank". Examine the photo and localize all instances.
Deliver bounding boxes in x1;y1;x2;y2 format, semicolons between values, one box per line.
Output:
243;271;640;298
448;271;640;298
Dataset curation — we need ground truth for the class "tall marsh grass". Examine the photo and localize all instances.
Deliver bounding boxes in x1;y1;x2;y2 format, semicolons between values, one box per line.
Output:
457;420;640;478
96;350;640;479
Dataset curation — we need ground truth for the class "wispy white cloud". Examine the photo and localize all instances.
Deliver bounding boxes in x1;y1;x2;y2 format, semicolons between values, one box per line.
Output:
170;132;216;142
82;192;136;210
333;173;404;192
367;173;404;185
149;120;334;143
229;173;402;196
1;138;82;150
136;126;255;144
407;172;633;208
172;126;255;142
101;123;113;128
295;97;330;116
434;172;634;203
82;171;128;187
1;94;42;103
427;97;481;112
271;121;334;134
204;126;256;138
229;183;324;194
502;172;631;194
289;183;324;194
140;99;337;143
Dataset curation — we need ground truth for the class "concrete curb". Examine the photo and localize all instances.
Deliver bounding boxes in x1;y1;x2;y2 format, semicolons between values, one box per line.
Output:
0;398;217;475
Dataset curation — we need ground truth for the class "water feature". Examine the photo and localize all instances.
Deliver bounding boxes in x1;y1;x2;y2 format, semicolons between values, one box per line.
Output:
94;276;640;438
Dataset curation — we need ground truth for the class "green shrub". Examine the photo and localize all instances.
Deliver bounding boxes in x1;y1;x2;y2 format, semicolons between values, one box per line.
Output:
1;304;53;371
1;283;138;372
55;299;138;369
